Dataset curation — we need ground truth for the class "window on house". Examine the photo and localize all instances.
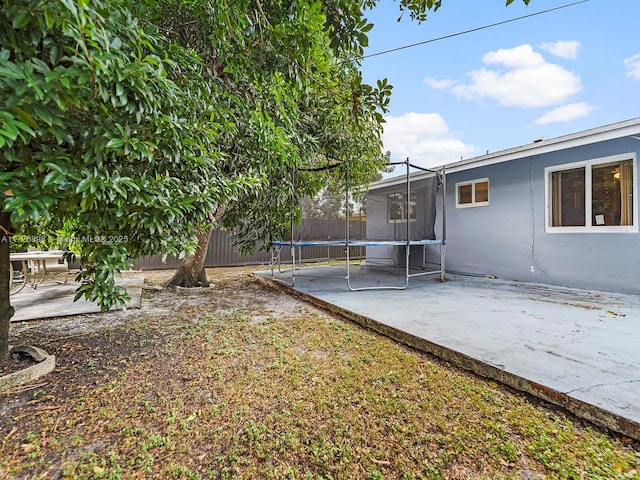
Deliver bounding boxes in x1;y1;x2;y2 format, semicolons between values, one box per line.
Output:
456;178;489;208
387;192;417;222
546;154;637;232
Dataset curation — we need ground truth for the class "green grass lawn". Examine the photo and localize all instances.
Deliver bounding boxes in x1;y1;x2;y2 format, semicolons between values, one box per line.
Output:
2;268;639;479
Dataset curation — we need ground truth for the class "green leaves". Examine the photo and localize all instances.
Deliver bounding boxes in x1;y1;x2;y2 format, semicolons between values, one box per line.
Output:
0;0;224;310
105;138;125;149
9;6;32;29
0;61;26;79
75;177;94;195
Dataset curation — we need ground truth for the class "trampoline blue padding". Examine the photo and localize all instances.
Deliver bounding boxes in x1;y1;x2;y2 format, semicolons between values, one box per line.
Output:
272;239;442;247
270;238;445;291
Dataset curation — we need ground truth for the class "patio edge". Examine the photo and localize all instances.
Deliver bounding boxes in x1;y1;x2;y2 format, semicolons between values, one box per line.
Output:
253;272;640;442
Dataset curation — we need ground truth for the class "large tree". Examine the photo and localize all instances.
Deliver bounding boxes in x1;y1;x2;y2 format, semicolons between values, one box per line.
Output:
161;0;394;287
163;0;530;287
0;0;530;366
0;0;230;365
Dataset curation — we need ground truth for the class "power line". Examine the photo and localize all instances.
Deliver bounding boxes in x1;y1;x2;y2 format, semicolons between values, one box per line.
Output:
363;0;589;59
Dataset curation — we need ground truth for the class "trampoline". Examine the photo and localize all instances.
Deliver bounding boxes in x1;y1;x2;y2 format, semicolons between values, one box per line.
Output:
271;159;446;291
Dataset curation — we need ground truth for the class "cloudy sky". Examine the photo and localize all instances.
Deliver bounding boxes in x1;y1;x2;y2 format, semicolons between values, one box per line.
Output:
361;0;640;174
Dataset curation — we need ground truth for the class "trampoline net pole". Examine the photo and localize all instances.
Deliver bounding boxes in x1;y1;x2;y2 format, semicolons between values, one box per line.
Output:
441;166;446;281
291;170;296;283
406;158;411;281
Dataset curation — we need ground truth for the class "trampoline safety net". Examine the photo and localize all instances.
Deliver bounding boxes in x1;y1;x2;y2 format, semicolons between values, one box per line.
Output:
269;160;446;290
366;174;439;241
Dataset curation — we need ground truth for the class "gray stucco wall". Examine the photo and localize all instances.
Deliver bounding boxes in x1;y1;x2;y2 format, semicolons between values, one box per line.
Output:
443;137;640;294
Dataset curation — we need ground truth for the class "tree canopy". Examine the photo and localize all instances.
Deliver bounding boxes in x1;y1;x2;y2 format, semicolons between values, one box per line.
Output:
0;0;531;363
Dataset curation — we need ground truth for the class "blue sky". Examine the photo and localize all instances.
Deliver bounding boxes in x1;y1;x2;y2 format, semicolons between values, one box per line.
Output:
361;0;640;174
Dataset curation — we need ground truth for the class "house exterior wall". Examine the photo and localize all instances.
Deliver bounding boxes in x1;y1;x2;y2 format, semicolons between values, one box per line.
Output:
443;137;640;294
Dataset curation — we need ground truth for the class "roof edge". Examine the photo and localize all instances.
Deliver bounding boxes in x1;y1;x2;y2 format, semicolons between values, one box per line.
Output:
369;117;640;190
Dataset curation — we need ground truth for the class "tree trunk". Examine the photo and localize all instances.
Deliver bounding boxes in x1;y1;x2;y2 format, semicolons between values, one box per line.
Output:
0;213;15;368
165;227;212;288
165;205;226;289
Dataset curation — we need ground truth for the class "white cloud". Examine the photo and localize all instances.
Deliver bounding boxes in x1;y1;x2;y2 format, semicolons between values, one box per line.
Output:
534;102;595;125
381;113;476;169
429;44;582;108
539;41;581;59
483;44;546;68
423;77;456;89
624;54;640;79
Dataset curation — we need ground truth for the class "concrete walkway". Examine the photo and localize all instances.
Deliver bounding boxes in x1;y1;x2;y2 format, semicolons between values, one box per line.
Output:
256;264;640;440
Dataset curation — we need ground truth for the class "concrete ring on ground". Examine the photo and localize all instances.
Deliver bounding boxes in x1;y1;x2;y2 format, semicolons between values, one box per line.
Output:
176;285;213;295
0;345;56;391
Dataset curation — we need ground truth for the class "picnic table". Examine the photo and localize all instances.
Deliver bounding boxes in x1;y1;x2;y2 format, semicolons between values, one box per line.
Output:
9;250;68;295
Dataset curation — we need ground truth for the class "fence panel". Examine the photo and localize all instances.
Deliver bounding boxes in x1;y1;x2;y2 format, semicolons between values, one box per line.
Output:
133;220;365;270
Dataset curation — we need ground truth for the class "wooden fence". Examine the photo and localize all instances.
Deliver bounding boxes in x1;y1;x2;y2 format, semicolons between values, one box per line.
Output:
132;219;365;270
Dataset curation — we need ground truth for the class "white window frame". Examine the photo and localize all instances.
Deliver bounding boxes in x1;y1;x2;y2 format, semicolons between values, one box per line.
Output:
544;153;638;233
387;192;417;223
455;178;489;208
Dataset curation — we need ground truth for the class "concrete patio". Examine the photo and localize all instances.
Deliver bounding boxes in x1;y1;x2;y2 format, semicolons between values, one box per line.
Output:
10;276;144;322
256;263;640;441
